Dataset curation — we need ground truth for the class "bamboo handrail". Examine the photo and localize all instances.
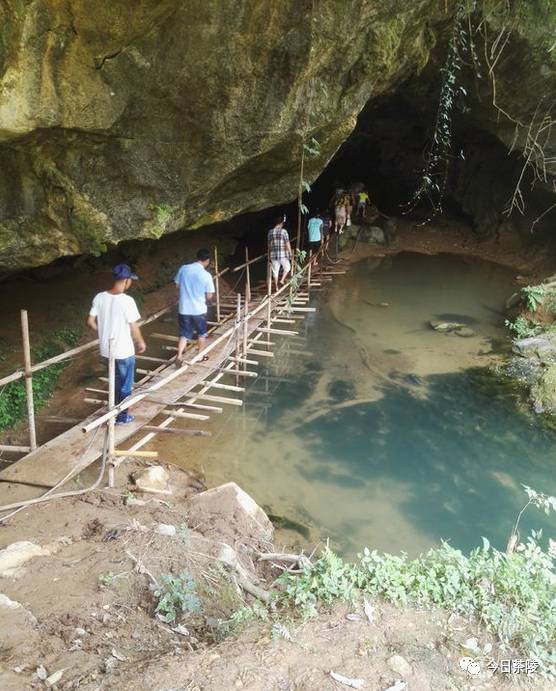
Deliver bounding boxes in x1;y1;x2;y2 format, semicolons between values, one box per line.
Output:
0;302;176;388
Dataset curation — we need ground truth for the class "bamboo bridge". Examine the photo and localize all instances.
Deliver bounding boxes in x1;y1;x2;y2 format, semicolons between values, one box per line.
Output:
0;246;348;513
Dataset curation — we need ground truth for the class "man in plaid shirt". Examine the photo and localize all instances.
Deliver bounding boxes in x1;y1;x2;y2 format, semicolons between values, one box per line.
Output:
267;216;292;291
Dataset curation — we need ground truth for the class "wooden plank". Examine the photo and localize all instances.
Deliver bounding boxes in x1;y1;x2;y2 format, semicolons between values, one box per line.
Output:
228;356;259;366
256;328;299;336
247;348;275;357
0;445;31;453
136;355;171;364
198;381;245;392
150;333;179;342
183;392;243;406
151;400;223;413
142;426;211;437
161;410;210;421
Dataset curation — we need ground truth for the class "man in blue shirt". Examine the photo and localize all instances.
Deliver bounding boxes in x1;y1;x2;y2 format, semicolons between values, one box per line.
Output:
307;211;323;252
174;248;215;364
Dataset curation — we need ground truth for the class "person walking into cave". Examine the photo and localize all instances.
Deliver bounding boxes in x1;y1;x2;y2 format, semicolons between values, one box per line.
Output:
342;192;353;225
307;210;323;252
87;264;146;425
267;215;292;291
174;248;215;366
334;198;347;234
357;189;370;219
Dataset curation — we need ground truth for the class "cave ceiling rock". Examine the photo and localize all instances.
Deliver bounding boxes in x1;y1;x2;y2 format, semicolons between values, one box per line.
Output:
0;0;553;270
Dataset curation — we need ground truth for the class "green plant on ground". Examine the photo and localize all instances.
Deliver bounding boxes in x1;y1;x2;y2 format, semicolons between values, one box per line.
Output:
504;316;542;339
153;570;201;623
278;485;556;676
0;328;82;432
521;285;547;312
98;571;116;587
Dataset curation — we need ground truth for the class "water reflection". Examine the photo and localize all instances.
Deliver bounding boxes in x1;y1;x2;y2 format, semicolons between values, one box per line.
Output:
156;253;556;557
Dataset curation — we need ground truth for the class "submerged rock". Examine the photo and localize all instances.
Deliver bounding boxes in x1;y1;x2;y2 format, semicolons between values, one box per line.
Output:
429;320;464;333
454;327;476;338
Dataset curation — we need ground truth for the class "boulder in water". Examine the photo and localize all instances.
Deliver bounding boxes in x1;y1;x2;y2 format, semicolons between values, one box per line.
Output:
454;327;476;338
429;320;464;333
513;334;556;363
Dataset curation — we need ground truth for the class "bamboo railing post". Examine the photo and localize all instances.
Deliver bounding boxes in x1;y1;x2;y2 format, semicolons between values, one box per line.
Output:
20;310;37;451
307;249;312;298
243;291;249;369
235;293;241;378
245;247;251;304
266;262;272;345
107;338;116;487
213;246;221;323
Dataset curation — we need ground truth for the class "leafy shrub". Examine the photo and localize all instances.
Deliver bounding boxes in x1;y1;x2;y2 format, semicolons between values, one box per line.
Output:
153;570;201;623
521;285;547;312
504;316;542;339
279;486;556;676
0;328;81;431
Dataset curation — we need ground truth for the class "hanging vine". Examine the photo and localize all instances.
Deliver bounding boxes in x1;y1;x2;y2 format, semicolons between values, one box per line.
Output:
404;0;477;222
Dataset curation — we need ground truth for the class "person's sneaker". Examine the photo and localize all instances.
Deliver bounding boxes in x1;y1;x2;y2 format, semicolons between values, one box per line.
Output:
115;414;135;425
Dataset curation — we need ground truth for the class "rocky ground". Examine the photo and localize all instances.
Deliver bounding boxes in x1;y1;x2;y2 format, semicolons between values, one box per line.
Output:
1;463;550;691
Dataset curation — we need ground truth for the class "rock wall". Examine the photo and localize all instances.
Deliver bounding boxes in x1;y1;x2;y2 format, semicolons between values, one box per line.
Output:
0;1;554;269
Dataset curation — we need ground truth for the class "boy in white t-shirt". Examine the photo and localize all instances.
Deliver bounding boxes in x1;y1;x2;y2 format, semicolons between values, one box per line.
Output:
87;264;146;424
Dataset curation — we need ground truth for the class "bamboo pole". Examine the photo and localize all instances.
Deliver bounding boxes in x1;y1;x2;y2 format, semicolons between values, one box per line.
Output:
307;249;312;297
0;302;176;389
141;426;211;437
235;293;241;379
20;310;37;451
161;410;210;421
266;261;272;346
112;449;158;458
0;444;31;453
245;247;251;304
107;338;116;488
243;293;249;364
214;246;221;323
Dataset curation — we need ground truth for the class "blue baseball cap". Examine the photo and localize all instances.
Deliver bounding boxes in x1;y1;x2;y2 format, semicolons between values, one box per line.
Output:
113;263;138;280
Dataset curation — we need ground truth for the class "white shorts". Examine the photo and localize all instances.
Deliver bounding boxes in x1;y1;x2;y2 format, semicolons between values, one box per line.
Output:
271;258;291;279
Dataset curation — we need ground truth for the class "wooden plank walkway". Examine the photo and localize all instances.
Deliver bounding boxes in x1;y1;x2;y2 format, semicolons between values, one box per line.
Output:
0;251;346;509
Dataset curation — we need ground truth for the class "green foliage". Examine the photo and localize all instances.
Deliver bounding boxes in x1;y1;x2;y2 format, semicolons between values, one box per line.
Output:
302;137;321;157
504;316;542;339
405;0;477;221
0;328;81;431
521;285;547;312
153;570;201;623
146;202;175;239
98;571;116;587
279;486;556;676
286;249;307;309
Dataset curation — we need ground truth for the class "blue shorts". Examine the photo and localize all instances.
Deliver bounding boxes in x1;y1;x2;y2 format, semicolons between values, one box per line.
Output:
179;313;208;340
